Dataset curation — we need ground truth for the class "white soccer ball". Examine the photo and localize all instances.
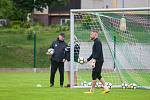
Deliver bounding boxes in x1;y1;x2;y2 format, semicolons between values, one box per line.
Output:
121;83;128;89
36;84;42;87
87;82;92;86
47;48;54;55
78;57;85;64
129;83;137;89
80;82;84;86
83;81;87;86
106;82;112;89
132;83;137;89
96;82;103;88
80;81;88;86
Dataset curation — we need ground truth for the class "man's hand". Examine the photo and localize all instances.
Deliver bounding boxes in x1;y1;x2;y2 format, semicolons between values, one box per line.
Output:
62;59;66;62
46;52;51;55
84;59;88;63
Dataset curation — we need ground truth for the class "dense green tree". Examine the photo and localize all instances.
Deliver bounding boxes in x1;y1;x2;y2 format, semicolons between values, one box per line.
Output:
12;0;69;21
0;0;13;19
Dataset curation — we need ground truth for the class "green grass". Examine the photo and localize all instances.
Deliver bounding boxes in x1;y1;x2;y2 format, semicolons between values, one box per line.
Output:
0;27;70;68
0;72;150;100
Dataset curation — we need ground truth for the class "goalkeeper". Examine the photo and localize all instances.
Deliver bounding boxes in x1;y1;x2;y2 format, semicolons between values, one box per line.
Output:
85;30;109;94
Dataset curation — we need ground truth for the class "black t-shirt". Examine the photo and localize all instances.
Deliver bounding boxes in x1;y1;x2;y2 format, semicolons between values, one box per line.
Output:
65;43;80;62
87;38;104;62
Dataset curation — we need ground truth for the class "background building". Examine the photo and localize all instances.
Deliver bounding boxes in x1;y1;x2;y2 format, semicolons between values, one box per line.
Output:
33;0;149;25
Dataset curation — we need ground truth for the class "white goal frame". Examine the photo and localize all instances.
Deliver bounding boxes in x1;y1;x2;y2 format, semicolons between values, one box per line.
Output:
70;7;150;89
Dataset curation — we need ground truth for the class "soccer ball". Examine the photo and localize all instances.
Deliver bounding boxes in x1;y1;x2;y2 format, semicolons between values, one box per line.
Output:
80;82;84;86
87;82;92;86
96;82;103;88
36;84;42;87
47;48;54;55
80;81;87;86
128;83;137;89
83;81;87;86
121;83;128;89
106;82;112;89
78;57;85;64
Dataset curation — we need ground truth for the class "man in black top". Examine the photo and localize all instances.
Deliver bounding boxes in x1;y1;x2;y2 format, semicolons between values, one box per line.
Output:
86;30;109;94
64;41;80;87
49;33;67;87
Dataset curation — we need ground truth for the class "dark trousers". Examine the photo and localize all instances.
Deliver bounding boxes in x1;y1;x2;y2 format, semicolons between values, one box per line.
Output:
92;61;103;80
50;60;64;86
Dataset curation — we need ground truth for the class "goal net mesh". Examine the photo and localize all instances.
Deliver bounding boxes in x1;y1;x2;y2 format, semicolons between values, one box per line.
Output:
70;8;150;89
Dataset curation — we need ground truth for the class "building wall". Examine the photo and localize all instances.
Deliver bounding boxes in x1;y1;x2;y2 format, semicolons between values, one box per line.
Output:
81;0;149;9
81;0;114;9
33;6;49;25
33;14;49;25
33;0;149;25
112;0;149;8
81;0;104;9
49;16;69;25
124;0;149;8
48;0;81;24
49;0;81;13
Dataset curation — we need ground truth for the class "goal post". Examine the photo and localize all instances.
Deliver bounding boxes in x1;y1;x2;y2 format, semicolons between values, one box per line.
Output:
70;7;150;89
70;11;75;88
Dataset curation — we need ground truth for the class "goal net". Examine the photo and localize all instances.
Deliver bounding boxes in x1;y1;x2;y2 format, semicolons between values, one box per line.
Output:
70;7;150;89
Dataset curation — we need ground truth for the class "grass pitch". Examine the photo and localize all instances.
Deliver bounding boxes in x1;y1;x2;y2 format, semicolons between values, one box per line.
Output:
0;72;150;100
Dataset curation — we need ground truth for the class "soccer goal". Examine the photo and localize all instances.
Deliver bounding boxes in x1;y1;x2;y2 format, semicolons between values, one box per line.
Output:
70;7;150;89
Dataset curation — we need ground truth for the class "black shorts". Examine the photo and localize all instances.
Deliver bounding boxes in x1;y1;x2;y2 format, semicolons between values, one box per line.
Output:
92;61;103;80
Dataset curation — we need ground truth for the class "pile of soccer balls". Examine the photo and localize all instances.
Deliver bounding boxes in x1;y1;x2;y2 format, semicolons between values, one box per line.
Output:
80;81;112;89
121;83;137;89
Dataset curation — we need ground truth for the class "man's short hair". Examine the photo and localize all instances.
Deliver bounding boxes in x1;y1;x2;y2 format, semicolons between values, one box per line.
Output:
59;32;65;37
91;30;99;34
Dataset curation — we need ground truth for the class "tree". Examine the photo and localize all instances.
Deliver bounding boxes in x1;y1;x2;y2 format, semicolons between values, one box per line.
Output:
12;0;69;21
0;0;13;19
